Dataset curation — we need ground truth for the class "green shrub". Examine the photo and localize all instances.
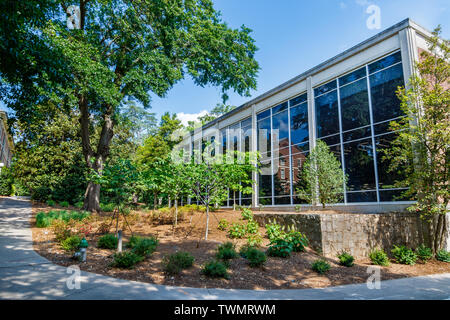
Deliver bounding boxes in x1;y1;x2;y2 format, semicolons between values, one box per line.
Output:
436;249;450;262
100;203;116;212
415;244;433;262
51;220;73;242
74;201;84;209
201;260;229;279
131;237;158;257
241;208;253;220
246;220;259;234
126;235;142;249
267;239;293;258
97;234;118;249
216;242;238;261
369;249;390;266
265;223;285;242
247;233;263;247
61;236;81;252
111;251;143;269
312;259;331;274
35;210;90;228
391;245;418;265
239;245;253;258
337;251;354;267
46;199;55;206
245;247;267;267
162;251;195;275
286;231;308;252
228;223;247;239
217;219;229;231
59;201;69;208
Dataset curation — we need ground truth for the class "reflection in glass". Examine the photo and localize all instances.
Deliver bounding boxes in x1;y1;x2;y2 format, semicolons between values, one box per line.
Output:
272;109;289;151
368;51;401;74
315;90;339;138
290;102;309;146
343;138;375;191
370;63;404;123
340;78;370;131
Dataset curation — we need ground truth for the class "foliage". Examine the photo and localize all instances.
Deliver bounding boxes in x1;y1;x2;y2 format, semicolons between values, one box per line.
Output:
245;247;267;268
228;223;247;239
216;242;238;261
100;203;116;213
61;236;81;252
74;202;84;209
286;231;309;252
35;210;90;228
337;252;354;267
241;208;254;221
415;244;433;262
267;239;293;258
97;221;111;235
51;220;73;243
46;200;56;207
0;168;14;196
59;201;69;208
246;220;259;234
247;234;263;247
111;251;144;269
217;219;229;231
130;237;158;257
201;260;229;279
162;251;195;275
265;223;286;242
311;259;331;274
391;245;418;265
369;249;390;266
385;27;449;253
97;234;118;250
296;140;347;208
436;249;450;263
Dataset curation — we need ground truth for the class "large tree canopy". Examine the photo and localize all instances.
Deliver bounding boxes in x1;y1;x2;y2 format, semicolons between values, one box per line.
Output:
0;0;259;211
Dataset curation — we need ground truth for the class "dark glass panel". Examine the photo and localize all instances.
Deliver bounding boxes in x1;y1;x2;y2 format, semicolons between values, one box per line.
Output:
259;197;272;205
257;109;270;121
340;78;370;131
258;160;272;198
241;198;252;206
373;120;395;135
343;138;375;191
272;101;288;115
319;134;340;146
375;133;407;190
369;63;405;123
368;51;402;74
242;126;251;153
315;90;339;138
289;93;307;107
291;142;309;155
272;109;289;151
290;103;309;146
328;144;342;165
346;191;377;203
379;189;412;202
274;196;291;205
221;129;227;156
342;126;371;142
274;156;290;197
314;80;337;96
257;117;271;155
339;66;367;86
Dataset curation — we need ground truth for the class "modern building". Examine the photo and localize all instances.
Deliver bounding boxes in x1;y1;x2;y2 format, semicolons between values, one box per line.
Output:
183;18;435;212
0;111;14;169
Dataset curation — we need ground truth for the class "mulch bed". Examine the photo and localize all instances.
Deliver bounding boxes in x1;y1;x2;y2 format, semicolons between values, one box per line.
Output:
31;201;450;290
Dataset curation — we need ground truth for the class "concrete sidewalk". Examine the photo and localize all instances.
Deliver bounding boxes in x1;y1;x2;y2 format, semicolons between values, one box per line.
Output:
0;197;449;300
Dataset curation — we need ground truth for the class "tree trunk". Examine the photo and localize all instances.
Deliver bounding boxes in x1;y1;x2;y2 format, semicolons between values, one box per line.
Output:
174;198;178;227
84;181;101;212
205;204;209;241
233;191;236;211
153;191;157;209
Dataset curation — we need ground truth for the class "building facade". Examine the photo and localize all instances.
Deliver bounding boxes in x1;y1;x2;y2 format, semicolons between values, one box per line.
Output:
0;111;13;168
183;19;434;212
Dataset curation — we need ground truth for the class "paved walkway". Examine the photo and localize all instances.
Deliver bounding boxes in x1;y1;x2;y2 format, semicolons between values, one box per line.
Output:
0;197;449;300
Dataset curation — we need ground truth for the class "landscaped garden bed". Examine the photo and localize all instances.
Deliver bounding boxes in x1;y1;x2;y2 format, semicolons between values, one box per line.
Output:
31;201;450;290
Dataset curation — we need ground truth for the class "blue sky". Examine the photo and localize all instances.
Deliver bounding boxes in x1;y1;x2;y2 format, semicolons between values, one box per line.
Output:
1;0;449;124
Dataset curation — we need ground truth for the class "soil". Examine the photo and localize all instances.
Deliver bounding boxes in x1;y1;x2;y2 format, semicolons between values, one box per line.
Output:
31;201;450;290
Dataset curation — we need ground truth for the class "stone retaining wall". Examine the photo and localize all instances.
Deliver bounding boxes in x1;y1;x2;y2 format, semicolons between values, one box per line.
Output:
253;212;449;258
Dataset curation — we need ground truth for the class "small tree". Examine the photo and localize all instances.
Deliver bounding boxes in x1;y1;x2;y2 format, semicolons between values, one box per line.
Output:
297;140;346;208
386;26;449;253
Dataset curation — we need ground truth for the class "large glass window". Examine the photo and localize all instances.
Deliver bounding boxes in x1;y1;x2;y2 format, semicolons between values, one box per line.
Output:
343;138;376;191
272;109;289;151
339;78;371;132
290;101;309;146
369;63;404;124
315;88;339;138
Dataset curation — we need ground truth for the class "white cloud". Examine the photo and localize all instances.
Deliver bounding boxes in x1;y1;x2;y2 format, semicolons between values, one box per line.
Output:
177;110;208;126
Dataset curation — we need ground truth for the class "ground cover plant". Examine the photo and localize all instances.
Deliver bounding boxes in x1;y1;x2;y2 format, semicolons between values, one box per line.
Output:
369;249;390;266
216;242;238;261
162;251;195;275
267;239;293;258
312;259;331;274
201;260;229;279
337;252;354;267
415;244;433;263
391;245;418;265
436;249;450;262
110;251;144;269
35;210;90;227
97;234;118;249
